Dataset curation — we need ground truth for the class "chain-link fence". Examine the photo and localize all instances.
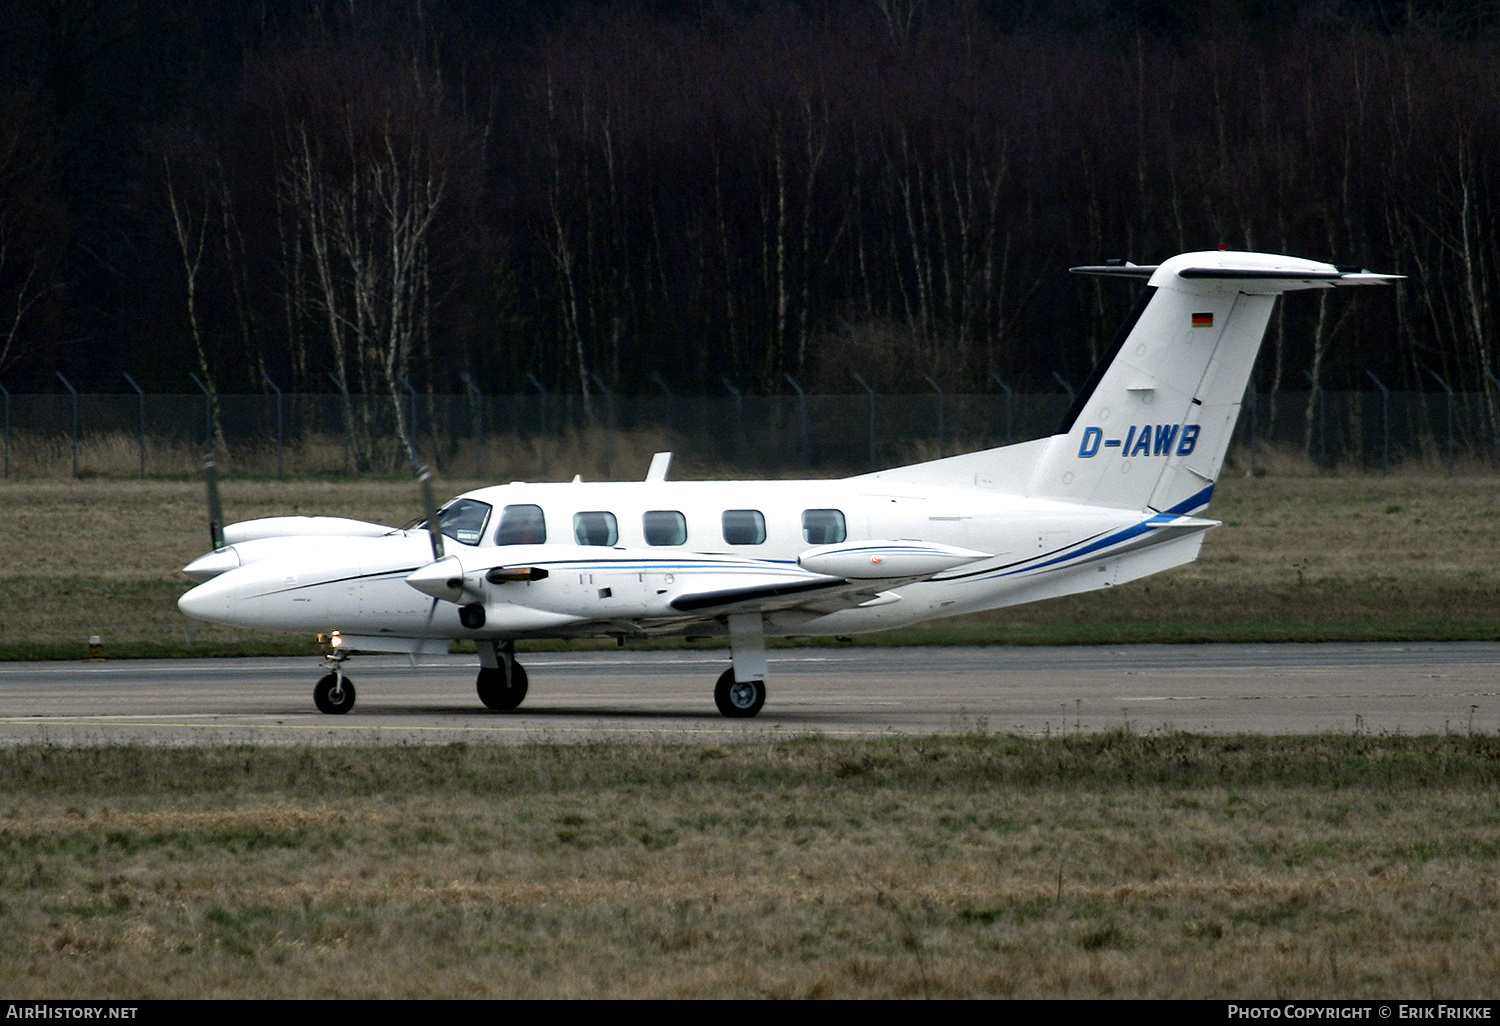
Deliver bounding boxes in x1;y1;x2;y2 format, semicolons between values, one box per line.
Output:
1;387;1495;479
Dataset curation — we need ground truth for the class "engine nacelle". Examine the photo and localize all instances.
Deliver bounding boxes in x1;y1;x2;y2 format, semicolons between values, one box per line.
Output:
797;540;990;579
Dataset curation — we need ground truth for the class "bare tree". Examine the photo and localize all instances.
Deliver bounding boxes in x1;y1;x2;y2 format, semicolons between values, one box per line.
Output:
0;91;64;375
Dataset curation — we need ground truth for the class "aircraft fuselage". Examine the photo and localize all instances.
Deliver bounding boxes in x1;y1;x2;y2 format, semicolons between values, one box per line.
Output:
178;477;1212;643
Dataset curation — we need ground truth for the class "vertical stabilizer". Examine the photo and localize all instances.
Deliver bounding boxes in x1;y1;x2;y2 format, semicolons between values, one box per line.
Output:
1026;251;1399;513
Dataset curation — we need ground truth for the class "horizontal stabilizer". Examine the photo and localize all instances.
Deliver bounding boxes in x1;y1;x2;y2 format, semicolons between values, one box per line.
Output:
1072;259;1401;289
1069;262;1158;279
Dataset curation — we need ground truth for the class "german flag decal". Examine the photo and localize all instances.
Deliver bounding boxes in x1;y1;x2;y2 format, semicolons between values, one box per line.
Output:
1191;312;1214;328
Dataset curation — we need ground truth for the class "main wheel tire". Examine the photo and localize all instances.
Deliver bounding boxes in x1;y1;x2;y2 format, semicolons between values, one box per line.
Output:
476;662;529;711
313;672;355;715
714;667;766;718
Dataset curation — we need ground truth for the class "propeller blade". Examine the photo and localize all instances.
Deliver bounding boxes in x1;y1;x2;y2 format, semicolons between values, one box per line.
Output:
419;467;445;561
204;455;226;551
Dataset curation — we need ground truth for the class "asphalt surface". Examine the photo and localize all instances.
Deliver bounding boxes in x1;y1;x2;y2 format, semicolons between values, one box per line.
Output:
0;643;1496;745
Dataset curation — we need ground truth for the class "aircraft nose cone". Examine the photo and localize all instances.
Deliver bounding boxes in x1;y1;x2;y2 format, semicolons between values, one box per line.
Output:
178;577;234;623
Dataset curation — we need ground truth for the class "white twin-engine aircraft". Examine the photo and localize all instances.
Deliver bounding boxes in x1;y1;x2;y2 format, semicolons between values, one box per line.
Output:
179;250;1398;717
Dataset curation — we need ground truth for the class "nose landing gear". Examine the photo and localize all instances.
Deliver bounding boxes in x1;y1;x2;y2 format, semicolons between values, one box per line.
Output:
313;650;355;714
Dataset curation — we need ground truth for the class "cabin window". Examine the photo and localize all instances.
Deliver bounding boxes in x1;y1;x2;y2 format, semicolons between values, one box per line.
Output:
643;510;688;546
495;504;547;545
802;509;847;545
573;511;619;546
721;509;766;545
434;499;492;546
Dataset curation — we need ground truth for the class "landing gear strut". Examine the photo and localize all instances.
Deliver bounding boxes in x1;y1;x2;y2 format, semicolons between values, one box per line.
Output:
476;639;528;711
715;612;768;718
313;650;355;714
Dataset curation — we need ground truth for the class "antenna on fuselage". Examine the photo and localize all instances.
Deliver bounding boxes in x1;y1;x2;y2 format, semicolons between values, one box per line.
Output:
645;452;672;482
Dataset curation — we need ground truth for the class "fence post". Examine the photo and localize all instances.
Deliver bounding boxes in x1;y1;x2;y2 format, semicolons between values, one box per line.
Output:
122;372;147;477
260;371;284;480
989;372;1013;444
395;373;421;471
1364;370;1390;474
923;374;945;456
460;371;484;479
1488;372;1500;466
525;372;550;466
651;370;674;436
1051;371;1075;404
327;372;352;476
1243;377;1258;476
783;373;809;468
55;372;79;478
1429;370;1456;476
852;372;877;471
0;379;9;478
188;371;215;458
1304;370;1326;467
721;377;745;466
588;372;617;475
525;372;549;433
589;372;616;431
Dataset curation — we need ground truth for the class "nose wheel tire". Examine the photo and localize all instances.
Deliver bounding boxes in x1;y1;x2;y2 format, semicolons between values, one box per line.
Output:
714;668;766;718
314;672;355;715
477;663;529;711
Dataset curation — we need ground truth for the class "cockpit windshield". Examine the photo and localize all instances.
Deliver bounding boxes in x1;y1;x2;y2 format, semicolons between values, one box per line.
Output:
429;498;493;546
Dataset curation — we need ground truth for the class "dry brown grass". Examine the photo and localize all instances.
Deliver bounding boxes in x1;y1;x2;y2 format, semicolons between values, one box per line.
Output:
2;736;1498;998
3;427;691;482
927;471;1500;642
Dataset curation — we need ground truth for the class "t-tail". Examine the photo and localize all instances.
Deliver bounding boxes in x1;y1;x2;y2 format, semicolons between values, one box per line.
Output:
860;250;1400;511
1029;251;1398;513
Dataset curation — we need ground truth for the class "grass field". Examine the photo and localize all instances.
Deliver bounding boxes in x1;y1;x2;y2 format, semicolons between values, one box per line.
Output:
4;471;1499;998
2;735;1497;999
2;468;1499;658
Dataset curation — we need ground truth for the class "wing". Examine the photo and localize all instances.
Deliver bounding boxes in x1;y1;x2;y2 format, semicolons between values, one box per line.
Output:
656;540;993;619
403;540;993;636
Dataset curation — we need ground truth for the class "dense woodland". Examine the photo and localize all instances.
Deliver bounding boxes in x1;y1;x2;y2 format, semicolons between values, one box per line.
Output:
2;0;1499;422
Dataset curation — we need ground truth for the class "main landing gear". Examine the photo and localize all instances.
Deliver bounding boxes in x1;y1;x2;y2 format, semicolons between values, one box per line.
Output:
715;668;766;718
715;612;769;719
475;639;528;711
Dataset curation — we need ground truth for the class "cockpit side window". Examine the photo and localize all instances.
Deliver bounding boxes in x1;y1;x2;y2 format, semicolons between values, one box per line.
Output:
573;511;619;546
435;498;493;546
495;504;547;545
801;509;847;545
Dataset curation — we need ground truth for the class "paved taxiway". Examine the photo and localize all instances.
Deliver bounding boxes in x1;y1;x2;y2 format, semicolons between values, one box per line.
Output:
0;643;1496;745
